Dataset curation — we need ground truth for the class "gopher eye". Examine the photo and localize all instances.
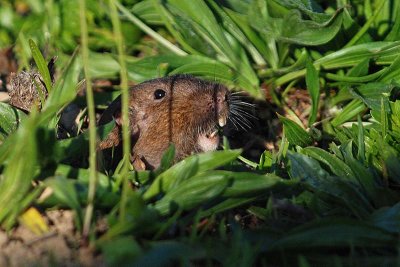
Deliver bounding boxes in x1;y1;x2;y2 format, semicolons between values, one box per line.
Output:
154;89;166;100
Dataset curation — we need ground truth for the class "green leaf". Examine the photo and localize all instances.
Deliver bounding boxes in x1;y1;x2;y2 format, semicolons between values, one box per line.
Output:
42;49;81;115
45;176;82;214
270;219;397;250
301;147;356;182
218;171;296;198
29;39;52;92
208;2;267;66
143;149;242;201
153;172;229;216
170;62;259;96
305;56;320;126
288;152;373;218
250;8;343;46
331;99;366;127
0;113;39;229
357;115;365;162
155;144;176;175
349;82;395;111
0;103;27;143
276;42;400;85
88;52;120;78
340;141;379;201
55;120;116;162
155;0;259;91
369;203;400;234
100;237;142;266
278;115;312;147
132;0;163;25
132;241;201;266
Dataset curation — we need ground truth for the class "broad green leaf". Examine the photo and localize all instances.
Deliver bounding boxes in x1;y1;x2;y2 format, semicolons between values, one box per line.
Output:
317;42;400;69
155;144;176;175
218;171;296;197
270;219;397;250
132;0;163;25
100;237;142;266
88;52;120;78
158;0;259;89
151;0;212;55
45;176;83;228
143;149;242;201
207;2;266;66
288;152;373;218
41;165;119;209
278;115;312;147
29;39;52;92
369;203;400;234
0;113;39;229
223;8;269;66
55;120;115;162
272;0;328;22
381;146;400;184
153;172;229;216
349;82;395;111
301;147;356;181
305;56;320;126
200;197;258;217
340;141;379;201
250;8;343;46
0;103;27;142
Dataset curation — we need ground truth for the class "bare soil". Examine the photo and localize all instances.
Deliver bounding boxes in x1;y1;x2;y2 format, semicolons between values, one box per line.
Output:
0;210;104;267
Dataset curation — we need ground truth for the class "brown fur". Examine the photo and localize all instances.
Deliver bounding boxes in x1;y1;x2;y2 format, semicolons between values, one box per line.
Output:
98;75;230;170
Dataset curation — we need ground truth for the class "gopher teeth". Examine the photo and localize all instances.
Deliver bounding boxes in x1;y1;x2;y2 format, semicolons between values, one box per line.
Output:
218;116;227;127
206;129;218;138
210;130;218;138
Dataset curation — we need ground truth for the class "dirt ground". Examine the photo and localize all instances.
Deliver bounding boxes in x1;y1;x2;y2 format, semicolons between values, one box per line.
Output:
0;210;104;267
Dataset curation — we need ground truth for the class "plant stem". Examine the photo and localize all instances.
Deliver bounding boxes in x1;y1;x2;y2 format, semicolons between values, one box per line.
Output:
344;0;387;48
79;0;98;239
109;0;131;222
115;1;187;56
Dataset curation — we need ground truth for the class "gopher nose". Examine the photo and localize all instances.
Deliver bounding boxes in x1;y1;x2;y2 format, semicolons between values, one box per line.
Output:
216;87;229;113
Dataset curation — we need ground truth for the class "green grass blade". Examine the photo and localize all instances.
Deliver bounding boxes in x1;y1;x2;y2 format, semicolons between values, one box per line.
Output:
331;99;366;127
305;56;320;126
278;114;312;147
344;0;387;48
79;0;98;239
302;147;356;181
29;39;52;92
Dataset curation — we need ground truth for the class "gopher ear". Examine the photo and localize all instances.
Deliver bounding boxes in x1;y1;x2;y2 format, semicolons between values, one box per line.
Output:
113;110;122;126
98;96;122;126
